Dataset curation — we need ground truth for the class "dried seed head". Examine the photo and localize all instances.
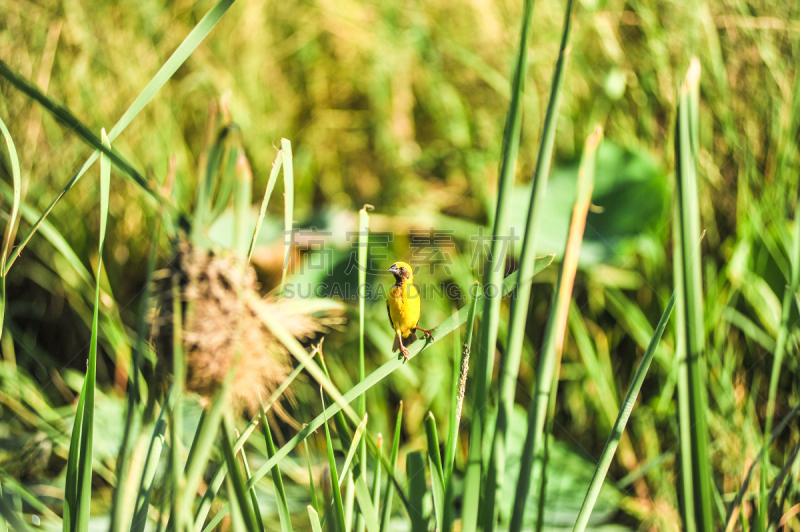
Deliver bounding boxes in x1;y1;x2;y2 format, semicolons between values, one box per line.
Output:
156;240;340;415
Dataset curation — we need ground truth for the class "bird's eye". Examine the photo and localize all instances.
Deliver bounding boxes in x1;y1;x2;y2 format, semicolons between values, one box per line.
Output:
400;267;406;272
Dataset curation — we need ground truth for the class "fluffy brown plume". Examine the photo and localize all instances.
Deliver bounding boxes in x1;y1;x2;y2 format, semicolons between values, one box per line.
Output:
154;240;338;415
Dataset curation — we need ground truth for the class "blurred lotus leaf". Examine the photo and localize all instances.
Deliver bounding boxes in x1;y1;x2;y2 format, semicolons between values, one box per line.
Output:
512;140;668;267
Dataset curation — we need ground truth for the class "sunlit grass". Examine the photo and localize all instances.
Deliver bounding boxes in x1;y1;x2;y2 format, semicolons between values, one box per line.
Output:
0;0;798;530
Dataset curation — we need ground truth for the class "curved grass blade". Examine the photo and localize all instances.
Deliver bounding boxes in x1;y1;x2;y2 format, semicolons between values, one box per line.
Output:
371;435;382;522
63;129;112;531
221;414;260;532
262;403;293;532
308;506;323;532
322;390;347;532
0;116;21;336
489;0;577;527
338;414;369;488
572;292;676;532
0;60;156;198
247;149;283;265
1;0;235;275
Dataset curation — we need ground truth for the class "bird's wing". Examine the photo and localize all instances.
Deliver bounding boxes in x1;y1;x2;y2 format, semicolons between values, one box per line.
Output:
386;299;394;330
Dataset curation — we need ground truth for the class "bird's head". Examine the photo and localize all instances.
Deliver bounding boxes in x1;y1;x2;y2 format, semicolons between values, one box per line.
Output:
389;261;413;284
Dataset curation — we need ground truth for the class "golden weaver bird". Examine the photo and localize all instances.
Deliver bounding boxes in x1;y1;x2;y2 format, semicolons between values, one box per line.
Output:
386;261;434;360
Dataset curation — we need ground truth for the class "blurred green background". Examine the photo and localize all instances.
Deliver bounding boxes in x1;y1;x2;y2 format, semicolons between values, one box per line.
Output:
1;0;799;529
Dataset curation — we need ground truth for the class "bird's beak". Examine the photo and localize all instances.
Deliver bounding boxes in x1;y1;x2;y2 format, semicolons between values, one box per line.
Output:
388;265;399;275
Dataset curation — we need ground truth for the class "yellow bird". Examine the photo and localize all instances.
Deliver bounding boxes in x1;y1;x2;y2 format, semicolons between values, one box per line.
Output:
386;261;434;360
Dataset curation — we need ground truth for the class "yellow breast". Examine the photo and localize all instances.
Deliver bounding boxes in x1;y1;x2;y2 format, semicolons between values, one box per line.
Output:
387;282;420;337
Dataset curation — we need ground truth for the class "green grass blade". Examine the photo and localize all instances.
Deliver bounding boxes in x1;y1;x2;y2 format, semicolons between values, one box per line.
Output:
0;116;21;337
241;438;266;532
64;128;112;531
1;0;234;275
309;506;324;532
132;391;171;532
170;272;187;532
572;292;676;532
179;365;235;519
426;413;445;532
444;283;480;532
674;58;714;531
380;403;403;532
356;204;372;532
338;414;369;488
305;438;321;516
407;451;427;532
0;60;159;201
322;390;347;532
260;416;292;532
489;0;576;527
509;121;597;532
371;435;382;522
353;476;380;532
247;149;283;265
261;406;292;532
221;414;260;532
463;0;537;522
280;138;294;293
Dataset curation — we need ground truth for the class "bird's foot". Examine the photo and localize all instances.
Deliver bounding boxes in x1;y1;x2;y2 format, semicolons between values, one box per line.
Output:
400;345;410;361
414;326;435;341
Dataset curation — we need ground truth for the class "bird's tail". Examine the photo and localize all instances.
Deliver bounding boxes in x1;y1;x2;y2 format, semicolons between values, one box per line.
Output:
392;332;418;352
